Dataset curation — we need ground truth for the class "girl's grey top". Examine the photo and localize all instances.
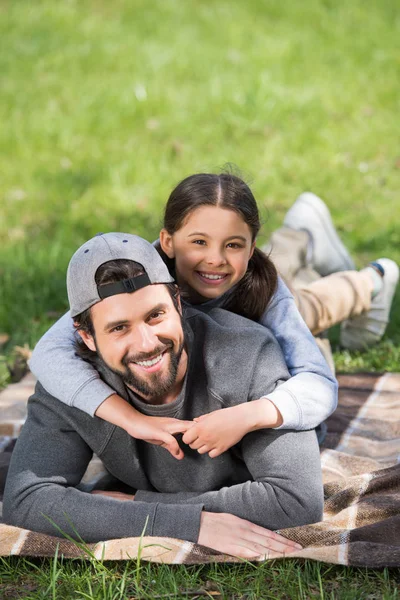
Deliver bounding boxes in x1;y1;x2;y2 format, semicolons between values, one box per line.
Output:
29;275;338;429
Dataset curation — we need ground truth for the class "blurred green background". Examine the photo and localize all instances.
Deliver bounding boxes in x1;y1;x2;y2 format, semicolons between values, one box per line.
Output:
1;0;400;374
1;2;400;596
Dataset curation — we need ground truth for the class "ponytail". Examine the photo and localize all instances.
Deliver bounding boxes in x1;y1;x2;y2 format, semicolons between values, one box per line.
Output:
225;247;278;322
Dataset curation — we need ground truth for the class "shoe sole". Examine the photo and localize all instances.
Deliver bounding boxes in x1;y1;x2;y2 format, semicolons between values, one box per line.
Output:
340;258;399;350
284;192;355;276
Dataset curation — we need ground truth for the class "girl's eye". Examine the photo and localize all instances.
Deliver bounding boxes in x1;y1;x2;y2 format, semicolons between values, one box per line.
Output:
227;242;243;249
192;239;206;245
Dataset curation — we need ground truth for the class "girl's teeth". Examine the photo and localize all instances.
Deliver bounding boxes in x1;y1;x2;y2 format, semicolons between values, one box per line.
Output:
201;273;225;280
136;354;163;367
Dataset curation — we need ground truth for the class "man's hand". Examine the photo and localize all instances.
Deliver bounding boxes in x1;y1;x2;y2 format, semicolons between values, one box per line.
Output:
182;404;257;458
198;512;302;560
182;400;283;458
127;415;193;460
96;394;192;460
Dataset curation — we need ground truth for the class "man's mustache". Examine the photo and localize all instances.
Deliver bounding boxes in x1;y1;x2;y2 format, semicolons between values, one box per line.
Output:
122;341;174;366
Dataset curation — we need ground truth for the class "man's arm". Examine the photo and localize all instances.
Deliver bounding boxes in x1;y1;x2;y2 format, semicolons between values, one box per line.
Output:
3;395;203;543
135;428;323;531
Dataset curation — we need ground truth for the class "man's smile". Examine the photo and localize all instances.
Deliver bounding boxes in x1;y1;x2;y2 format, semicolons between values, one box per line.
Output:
132;350;168;373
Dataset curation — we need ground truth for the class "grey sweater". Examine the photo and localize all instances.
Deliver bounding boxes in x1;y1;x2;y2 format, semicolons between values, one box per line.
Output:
4;307;324;543
29;277;338;429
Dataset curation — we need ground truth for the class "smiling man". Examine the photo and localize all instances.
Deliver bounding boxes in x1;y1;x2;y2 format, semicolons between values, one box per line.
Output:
4;233;323;559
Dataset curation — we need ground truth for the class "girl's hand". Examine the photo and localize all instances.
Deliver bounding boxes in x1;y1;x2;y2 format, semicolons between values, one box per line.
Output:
182;399;283;458
126;415;193;461
182;404;254;458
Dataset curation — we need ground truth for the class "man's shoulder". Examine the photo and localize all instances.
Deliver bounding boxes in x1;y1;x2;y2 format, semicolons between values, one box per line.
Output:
184;305;273;337
183;307;287;405
183;306;279;365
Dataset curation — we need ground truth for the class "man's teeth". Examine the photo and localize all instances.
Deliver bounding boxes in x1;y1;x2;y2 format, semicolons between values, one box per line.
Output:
136;353;163;367
200;273;225;280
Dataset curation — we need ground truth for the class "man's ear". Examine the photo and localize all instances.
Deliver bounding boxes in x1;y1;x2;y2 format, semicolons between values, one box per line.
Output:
77;328;96;352
159;228;175;259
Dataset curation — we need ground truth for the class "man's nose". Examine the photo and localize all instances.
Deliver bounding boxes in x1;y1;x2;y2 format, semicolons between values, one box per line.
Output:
131;324;158;353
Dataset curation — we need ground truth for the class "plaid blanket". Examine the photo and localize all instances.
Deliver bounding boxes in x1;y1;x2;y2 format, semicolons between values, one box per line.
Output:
1;372;399;567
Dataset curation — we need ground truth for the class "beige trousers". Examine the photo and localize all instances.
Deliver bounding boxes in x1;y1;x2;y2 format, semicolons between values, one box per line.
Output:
265;228;373;371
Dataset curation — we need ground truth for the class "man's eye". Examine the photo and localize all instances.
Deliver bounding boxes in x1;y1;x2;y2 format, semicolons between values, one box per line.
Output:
148;311;164;321
111;325;126;333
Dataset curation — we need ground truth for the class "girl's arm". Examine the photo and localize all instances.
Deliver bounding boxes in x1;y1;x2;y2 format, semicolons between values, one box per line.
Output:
29;313;192;458
183;278;337;457
257;277;338;430
29;312;117;416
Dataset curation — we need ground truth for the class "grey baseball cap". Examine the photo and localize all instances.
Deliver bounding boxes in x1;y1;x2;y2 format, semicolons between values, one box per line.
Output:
67;232;175;317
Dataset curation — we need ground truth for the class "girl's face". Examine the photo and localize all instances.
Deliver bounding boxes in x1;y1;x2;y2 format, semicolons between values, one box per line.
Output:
160;205;255;303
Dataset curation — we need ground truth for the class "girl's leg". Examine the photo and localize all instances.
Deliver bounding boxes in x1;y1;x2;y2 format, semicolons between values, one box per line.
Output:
292;271;373;336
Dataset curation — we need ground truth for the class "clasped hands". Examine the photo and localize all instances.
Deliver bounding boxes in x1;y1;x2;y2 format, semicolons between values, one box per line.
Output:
127;401;266;461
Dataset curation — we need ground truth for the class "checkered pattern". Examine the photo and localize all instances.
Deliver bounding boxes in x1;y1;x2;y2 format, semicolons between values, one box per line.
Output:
1;372;399;566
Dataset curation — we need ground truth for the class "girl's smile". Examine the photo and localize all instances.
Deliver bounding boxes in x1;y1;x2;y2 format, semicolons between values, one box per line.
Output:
160;205;255;303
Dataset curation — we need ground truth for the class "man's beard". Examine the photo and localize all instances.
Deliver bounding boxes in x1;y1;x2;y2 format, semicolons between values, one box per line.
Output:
95;338;185;405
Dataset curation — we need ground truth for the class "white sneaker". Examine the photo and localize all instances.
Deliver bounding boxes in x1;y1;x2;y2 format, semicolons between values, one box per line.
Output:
283;192;355;276
340;258;399;350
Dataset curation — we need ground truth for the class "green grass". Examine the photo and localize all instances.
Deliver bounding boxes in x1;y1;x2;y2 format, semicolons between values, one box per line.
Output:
1;0;400;597
0;557;399;600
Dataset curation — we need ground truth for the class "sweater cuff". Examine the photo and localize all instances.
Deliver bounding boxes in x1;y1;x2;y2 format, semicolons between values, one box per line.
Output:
263;387;302;430
70;377;117;417
145;502;203;542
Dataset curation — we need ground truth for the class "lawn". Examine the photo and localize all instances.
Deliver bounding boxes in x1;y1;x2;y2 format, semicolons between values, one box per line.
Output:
1;0;400;597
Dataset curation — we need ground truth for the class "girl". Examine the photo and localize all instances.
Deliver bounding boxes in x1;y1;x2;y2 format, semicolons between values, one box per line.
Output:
29;173;338;459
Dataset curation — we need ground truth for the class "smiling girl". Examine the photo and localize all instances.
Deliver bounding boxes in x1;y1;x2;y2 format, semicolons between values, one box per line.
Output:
29;173;338;459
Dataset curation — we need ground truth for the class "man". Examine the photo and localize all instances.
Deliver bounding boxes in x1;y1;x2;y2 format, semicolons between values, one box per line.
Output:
4;233;323;559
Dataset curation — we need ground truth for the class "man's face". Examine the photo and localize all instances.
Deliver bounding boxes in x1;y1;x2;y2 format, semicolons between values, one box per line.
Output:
79;285;187;404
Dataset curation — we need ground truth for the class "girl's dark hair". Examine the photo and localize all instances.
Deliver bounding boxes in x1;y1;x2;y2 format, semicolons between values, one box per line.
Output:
163;173;277;321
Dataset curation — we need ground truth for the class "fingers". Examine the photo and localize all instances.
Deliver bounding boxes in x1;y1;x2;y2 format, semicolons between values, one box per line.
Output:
182;426;199;446
193;414;207;422
208;447;223;459
161;434;185;460
166;420;193;435
187;437;205;451
232;529;302;560
244;525;302;553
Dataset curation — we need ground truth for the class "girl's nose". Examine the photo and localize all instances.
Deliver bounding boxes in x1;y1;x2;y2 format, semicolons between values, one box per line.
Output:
205;249;227;266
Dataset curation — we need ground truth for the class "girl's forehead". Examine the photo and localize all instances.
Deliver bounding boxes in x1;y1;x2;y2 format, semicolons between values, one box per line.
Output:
180;205;250;231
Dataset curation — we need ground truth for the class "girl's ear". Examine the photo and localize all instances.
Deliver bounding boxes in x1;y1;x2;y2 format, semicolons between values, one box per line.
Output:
159;228;175;258
249;240;256;259
77;329;96;352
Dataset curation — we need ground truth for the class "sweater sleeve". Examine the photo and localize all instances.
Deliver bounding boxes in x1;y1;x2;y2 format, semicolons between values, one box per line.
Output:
259;277;338;429
135;428;323;531
3;396;203;543
28;312;116;416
